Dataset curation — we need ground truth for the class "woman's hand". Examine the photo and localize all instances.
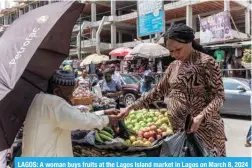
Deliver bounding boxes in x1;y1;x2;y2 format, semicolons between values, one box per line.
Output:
187;114;204;134
104;109;120;115
120;106;133;119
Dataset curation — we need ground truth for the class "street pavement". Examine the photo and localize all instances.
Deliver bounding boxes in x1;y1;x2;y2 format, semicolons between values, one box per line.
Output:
223;116;252;156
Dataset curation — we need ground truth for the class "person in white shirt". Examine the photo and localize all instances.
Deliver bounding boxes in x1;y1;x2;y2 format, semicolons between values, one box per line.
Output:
0;149;7;168
22;70;122;157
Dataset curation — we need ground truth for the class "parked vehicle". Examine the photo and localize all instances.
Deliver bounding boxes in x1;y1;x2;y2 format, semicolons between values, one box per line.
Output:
121;73;160;106
119;74;141;106
221;77;252;116
122;76;252;116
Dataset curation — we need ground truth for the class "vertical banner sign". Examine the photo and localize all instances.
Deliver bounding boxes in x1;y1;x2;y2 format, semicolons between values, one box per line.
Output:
200;11;233;44
137;0;165;37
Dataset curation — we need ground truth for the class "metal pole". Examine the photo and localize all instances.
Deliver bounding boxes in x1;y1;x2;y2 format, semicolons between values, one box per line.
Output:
79;15;82;60
149;35;152;42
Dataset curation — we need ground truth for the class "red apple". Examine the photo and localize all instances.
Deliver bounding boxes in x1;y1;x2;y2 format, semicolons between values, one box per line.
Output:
148;137;155;143
150;125;157;131
162;132;169;137
143;132;151;139
148;131;154;137
157;129;162;134
145;127;151;132
156;135;162;139
137;130;144;137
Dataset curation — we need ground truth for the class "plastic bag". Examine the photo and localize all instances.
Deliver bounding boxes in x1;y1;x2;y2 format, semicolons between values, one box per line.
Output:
92;85;102;98
160;115;212;157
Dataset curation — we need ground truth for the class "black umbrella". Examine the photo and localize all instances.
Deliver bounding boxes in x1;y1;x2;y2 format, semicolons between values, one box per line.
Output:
0;1;85;151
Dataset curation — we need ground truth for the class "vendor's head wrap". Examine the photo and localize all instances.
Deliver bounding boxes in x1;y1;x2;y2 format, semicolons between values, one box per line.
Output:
164;23;207;54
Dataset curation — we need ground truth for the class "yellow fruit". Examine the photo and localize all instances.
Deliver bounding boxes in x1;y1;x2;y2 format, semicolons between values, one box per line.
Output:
143;141;152;147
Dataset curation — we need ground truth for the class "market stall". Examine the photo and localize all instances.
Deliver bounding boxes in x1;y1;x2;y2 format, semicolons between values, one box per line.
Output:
71;108;174;157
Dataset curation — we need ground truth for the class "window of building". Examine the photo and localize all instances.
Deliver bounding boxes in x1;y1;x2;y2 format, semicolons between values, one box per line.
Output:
0;16;4;26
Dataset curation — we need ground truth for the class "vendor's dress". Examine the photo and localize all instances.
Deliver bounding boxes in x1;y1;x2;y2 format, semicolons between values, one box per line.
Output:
131;50;226;156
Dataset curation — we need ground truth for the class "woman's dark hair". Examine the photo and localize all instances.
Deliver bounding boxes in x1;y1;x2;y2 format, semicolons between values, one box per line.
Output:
164;23;208;55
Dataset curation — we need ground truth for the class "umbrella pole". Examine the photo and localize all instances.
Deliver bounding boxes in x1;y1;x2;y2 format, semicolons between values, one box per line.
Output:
0;120;10;149
79;14;82;60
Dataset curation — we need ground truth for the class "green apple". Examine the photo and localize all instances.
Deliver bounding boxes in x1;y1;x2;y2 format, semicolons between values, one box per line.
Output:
166;127;173;135
127;124;134;129
155;120;162;127
160;117;169;124
155;112;161;116
147;118;153;122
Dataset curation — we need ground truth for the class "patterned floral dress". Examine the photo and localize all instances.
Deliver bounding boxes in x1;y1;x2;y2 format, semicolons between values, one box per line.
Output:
131;50;226;156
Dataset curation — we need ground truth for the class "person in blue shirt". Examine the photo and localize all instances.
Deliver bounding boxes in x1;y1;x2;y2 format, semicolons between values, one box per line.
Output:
99;69;122;109
139;71;155;95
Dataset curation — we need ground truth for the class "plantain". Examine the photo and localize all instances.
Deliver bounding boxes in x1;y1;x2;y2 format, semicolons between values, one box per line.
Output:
99;130;113;139
95;130;104;143
103;126;114;135
99;133;113;141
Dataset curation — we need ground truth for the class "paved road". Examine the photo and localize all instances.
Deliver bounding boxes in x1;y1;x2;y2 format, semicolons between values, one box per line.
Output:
223;116;251;156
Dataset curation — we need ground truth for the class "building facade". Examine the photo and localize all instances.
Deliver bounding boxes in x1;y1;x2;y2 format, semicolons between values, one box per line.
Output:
0;0;251;59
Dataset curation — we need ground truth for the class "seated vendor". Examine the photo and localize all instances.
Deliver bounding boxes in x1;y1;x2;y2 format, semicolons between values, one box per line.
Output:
98;69;122;108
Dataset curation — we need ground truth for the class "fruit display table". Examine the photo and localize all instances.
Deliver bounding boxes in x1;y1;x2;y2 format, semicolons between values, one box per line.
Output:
71;108;173;157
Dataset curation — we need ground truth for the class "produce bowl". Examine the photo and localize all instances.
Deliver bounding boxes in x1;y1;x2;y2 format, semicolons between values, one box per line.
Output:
71;96;94;105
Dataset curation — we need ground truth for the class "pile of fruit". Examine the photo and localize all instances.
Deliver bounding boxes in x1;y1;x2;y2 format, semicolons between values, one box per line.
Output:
124;109;173;147
95;127;115;143
73;83;91;98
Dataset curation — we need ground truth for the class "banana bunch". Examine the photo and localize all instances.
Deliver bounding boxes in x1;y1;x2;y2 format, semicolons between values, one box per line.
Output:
95;127;114;143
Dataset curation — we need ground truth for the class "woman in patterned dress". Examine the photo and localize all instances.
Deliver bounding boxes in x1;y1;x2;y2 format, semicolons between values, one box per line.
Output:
120;23;226;156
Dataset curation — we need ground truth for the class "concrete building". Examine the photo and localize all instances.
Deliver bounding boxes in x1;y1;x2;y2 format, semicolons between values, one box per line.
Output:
75;0;251;59
0;0;17;10
0;0;251;59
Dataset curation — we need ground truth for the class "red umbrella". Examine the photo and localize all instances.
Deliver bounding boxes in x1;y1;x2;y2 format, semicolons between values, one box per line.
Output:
109;47;132;57
124;53;133;60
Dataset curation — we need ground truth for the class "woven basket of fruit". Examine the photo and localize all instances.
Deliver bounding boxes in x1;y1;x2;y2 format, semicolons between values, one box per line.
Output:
71;96;93;105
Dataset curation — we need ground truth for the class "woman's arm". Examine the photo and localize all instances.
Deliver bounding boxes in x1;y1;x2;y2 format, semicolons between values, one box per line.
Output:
121;65;172;117
200;58;225;121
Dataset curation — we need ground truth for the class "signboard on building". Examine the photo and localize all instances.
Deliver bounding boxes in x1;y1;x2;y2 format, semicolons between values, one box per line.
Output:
200;11;233;44
137;0;165;37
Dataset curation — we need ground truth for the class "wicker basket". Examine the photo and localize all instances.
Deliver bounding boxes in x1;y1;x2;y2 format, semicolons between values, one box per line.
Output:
72;96;93;105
